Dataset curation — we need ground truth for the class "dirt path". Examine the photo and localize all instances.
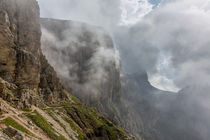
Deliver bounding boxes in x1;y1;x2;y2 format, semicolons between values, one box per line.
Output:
0;99;78;140
0;99;51;140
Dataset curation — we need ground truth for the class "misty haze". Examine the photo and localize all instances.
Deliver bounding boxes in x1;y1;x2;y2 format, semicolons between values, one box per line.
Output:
0;0;210;140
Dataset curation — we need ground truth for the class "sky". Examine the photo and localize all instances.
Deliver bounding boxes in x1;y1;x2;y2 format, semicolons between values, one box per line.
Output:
37;0;210;92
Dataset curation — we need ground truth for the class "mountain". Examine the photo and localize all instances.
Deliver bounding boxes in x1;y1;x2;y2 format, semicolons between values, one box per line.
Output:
40;18;122;123
40;18;170;139
0;0;132;140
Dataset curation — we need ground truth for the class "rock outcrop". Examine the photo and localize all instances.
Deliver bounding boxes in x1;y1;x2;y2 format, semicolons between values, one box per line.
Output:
3;126;24;140
0;0;66;108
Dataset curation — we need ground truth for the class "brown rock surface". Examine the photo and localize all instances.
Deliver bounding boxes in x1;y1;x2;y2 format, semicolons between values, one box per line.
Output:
0;0;66;106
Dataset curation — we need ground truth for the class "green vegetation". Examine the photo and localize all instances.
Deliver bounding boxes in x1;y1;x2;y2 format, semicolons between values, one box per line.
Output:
23;91;130;140
1;117;32;136
46;110;74;140
22;107;32;112
63;102;129;140
64;117;85;140
65;104;101;129
47;110;66;130
64;90;81;104
101;118;129;140
26;110;67;140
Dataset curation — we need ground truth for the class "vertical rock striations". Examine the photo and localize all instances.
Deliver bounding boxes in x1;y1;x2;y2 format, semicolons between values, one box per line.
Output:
0;0;66;108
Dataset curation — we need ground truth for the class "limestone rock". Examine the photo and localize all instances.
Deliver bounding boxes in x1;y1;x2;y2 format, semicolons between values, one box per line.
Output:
0;0;67;106
0;131;12;140
0;0;41;88
0;77;16;102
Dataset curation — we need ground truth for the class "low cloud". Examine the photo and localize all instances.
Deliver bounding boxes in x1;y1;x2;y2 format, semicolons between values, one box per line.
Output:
41;21;120;100
37;0;121;30
117;0;210;89
38;0;210;91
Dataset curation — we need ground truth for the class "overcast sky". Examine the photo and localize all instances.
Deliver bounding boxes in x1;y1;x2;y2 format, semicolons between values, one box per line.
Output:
37;0;210;92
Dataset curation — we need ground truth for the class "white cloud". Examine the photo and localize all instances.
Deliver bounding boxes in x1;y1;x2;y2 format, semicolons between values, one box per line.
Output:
138;0;210;89
148;53;179;92
37;0;122;29
37;0;210;92
120;0;154;25
149;73;179;92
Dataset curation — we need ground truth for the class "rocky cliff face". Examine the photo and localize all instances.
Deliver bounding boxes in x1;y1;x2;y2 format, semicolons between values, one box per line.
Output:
120;72;174;139
40;18;156;140
0;0;41;88
41;18;121;118
0;0;66;108
0;0;131;139
40;22;183;139
40;17;165;140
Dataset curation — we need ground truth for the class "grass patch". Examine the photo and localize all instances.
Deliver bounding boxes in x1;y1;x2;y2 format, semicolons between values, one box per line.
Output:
46;110;74;139
26;110;67;140
1;117;32;136
101;117;129;140
47;110;66;130
22;108;32;112
65;104;103;129
63;102;129;139
64;90;81;104
64;117;85;140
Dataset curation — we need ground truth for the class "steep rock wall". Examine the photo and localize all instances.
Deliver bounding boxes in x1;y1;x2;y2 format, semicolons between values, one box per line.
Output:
0;0;66;108
41;18;121;116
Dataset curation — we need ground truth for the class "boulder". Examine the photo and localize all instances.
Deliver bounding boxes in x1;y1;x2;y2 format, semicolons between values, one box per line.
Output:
3;126;24;140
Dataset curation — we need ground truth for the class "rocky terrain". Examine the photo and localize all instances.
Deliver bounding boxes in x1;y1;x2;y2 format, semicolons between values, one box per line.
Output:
0;0;132;139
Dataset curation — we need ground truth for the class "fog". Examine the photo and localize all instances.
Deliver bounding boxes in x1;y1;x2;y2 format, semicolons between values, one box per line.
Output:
41;20;120;102
37;0;210;139
37;0;210;92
